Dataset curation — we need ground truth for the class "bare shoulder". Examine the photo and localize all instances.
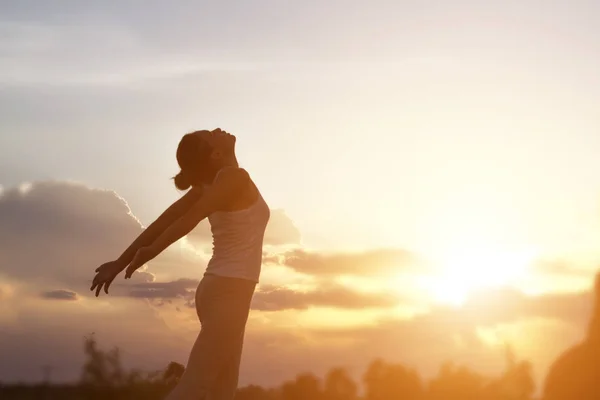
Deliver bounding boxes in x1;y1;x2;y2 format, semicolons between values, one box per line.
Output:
216;167;251;187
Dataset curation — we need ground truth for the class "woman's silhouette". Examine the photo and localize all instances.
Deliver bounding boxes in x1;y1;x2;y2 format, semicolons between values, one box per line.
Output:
90;128;270;399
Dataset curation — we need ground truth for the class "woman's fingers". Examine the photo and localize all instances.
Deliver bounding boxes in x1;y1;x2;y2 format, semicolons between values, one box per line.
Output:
125;264;136;279
90;274;99;292
90;269;109;296
91;265;106;291
104;278;113;294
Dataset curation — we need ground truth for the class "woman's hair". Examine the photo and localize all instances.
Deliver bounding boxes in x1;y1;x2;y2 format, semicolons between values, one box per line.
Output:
173;132;213;190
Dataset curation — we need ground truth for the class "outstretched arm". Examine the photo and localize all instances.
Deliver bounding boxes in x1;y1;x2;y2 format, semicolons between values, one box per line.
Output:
90;186;203;296
124;168;249;278
115;186;204;268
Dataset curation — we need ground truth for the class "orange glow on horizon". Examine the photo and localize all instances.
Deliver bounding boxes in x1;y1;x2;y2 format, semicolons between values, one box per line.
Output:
421;241;538;306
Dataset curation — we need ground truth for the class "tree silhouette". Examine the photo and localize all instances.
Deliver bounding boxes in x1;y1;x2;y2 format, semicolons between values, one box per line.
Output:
427;362;487;400
495;346;535;400
0;333;553;400
163;361;185;385
324;367;359;400
80;333;126;387
542;272;600;400
280;372;323;400
235;384;277;400
363;359;425;400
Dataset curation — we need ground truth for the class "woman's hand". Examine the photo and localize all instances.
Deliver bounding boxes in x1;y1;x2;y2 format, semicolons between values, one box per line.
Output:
91;260;125;297
125;246;158;279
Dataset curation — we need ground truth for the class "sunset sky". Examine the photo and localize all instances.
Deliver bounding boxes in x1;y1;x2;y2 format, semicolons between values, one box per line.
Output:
1;0;600;391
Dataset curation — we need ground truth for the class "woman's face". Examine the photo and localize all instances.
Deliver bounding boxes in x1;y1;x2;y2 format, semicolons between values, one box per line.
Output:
192;128;236;159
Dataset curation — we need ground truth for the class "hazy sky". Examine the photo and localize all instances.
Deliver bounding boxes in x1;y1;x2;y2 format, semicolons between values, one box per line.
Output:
2;0;600;391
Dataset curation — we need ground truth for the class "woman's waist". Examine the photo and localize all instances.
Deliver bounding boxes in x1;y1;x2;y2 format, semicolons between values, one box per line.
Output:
207;251;262;268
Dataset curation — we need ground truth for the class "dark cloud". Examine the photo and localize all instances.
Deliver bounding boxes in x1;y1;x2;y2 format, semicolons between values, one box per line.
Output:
41;289;79;301
264;248;418;277
0;181;140;243
0;181;193;293
0;181;142;288
187;209;301;247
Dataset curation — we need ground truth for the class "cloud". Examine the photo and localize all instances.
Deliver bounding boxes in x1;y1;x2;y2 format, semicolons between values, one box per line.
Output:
235;287;594;388
252;284;400;311
263;210;303;246
41;289;79;301
264;248;418;277
244;285;596;386
187;208;301;247
125;279;401;311
131;271;157;283
0;181;142;288
0;180;200;290
458;287;593;327
128;279;198;302
121;274;596;334
0;19;263;88
534;259;595;278
0;180;199;381
0;179;596;390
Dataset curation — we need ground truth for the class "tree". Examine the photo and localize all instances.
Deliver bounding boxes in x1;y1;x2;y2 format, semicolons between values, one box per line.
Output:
163;361;185;385
280;372;323;400
236;384;277;400
428;362;487;400
80;333;126;387
324;367;358;400
363;359;424;400
492;346;535;400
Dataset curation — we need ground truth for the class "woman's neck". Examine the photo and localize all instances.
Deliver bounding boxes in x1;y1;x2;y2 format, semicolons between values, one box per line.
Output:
224;154;239;168
203;157;239;184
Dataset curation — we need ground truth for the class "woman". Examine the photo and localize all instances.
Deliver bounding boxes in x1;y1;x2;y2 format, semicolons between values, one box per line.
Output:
90;128;270;400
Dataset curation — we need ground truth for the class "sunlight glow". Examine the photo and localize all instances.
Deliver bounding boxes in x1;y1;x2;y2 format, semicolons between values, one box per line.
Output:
424;242;537;306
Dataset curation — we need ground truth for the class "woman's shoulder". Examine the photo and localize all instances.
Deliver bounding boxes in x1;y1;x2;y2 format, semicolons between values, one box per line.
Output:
215;166;250;184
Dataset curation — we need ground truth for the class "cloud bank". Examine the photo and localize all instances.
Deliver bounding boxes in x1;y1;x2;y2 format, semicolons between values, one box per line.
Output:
0;180;596;388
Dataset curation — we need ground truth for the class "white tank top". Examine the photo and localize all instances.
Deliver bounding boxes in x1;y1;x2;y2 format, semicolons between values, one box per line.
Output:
203;170;270;283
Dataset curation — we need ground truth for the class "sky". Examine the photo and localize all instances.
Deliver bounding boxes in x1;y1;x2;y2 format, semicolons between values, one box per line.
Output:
1;0;600;391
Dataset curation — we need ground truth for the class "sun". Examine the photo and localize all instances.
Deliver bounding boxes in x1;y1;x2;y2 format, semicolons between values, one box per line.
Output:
423;241;537;306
